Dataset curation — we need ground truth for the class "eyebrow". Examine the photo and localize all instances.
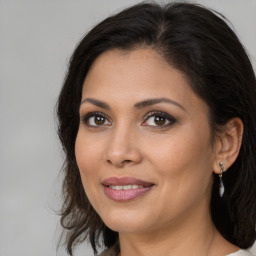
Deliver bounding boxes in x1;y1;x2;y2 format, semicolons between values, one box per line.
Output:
134;98;186;111
80;97;186;111
80;98;111;110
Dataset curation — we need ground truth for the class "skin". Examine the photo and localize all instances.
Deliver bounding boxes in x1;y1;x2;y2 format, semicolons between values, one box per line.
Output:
75;48;242;256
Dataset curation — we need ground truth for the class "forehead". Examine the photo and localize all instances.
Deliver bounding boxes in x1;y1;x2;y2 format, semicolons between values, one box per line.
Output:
80;48;210;133
82;48;193;101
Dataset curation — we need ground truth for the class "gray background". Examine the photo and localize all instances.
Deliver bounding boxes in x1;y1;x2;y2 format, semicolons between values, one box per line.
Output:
0;0;255;256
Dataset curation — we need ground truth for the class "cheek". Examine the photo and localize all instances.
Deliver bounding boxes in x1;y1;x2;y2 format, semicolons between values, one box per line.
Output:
75;132;105;212
74;130;103;196
75;130;101;172
147;133;212;171
146;125;214;195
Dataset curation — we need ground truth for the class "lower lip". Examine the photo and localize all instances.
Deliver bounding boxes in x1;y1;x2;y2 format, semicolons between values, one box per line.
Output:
103;186;153;202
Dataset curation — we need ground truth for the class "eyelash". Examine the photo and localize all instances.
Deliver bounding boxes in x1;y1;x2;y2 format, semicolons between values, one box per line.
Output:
82;112;110;127
142;111;176;127
81;111;176;128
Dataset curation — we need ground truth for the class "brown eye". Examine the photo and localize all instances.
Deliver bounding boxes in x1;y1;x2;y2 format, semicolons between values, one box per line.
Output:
142;112;176;127
83;113;111;127
154;115;166;126
95;116;105;125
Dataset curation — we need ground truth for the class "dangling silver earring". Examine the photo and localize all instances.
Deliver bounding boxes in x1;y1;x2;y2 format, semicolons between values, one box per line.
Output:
219;162;225;197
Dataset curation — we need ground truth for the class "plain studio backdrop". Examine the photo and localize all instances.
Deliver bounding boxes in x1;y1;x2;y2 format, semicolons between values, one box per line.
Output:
0;0;255;256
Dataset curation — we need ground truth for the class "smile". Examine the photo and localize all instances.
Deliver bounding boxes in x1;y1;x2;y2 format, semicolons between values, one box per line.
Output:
109;185;144;190
102;177;154;202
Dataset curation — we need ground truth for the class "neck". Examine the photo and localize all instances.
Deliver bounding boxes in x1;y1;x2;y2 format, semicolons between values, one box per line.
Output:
118;201;238;256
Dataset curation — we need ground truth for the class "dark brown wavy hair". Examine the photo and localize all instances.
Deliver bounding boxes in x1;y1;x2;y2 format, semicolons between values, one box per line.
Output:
57;2;256;255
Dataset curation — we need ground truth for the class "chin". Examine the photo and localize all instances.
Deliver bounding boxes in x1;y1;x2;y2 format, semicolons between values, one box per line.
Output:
98;207;155;234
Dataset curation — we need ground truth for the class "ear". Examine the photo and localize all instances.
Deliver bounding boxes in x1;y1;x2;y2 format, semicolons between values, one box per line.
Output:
213;118;243;174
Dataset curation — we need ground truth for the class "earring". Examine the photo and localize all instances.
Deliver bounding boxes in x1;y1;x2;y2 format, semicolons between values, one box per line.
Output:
219;162;225;197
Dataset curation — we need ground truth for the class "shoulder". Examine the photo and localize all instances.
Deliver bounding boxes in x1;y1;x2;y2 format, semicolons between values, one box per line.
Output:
226;249;256;256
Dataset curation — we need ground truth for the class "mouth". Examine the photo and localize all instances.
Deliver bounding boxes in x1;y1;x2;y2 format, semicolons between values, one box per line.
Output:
108;184;145;190
102;177;155;202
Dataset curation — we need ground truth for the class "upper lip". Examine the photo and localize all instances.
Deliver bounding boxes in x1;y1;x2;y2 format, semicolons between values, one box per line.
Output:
102;177;154;187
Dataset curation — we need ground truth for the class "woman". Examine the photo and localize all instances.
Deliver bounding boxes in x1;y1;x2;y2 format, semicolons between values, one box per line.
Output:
57;2;256;256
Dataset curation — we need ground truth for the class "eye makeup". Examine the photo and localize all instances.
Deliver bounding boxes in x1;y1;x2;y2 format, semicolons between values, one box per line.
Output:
82;111;111;127
81;110;176;130
142;111;177;128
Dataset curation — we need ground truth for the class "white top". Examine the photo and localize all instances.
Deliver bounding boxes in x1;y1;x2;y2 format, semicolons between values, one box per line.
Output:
227;250;255;256
99;248;255;256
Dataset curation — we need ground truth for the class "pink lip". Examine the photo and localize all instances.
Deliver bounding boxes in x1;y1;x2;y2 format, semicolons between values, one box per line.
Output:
102;177;154;202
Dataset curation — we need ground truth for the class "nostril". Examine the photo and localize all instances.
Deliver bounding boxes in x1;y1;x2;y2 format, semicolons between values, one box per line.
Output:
104;146;142;166
123;160;131;163
107;159;132;167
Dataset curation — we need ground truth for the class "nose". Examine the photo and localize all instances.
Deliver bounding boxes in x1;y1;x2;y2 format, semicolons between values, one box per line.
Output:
104;125;142;167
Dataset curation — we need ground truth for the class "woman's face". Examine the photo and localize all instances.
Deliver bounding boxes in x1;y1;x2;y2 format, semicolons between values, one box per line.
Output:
75;48;217;235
